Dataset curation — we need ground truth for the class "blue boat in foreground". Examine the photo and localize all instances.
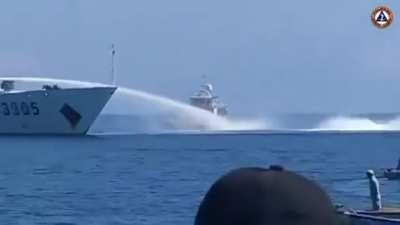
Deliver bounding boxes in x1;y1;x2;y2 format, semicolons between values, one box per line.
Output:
339;208;400;225
384;169;400;180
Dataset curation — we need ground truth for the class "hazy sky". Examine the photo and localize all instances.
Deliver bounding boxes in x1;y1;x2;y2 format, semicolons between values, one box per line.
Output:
0;0;399;114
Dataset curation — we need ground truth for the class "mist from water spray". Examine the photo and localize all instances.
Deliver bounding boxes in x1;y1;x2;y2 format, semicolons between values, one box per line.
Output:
316;116;400;131
0;77;267;131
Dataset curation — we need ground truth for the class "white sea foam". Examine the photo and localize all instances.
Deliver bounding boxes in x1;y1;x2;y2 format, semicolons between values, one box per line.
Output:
316;116;400;131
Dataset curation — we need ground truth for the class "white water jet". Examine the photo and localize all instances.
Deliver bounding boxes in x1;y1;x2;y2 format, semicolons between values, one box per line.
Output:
110;87;268;131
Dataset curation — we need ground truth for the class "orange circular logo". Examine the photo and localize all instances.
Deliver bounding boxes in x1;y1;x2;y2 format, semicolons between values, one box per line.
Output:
371;6;394;29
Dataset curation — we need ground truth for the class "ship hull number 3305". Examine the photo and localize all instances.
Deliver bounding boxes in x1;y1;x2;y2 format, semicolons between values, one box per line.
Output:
0;102;39;116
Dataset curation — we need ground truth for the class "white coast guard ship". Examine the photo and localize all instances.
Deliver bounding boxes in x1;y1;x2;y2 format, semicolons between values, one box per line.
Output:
0;79;116;134
189;82;227;116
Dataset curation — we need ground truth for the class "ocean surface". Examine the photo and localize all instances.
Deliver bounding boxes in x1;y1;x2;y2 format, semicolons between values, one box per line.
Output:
0;131;400;225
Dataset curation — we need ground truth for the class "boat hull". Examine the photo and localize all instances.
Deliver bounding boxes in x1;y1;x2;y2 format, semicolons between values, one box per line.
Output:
0;87;116;134
344;213;400;225
339;209;400;225
384;169;400;180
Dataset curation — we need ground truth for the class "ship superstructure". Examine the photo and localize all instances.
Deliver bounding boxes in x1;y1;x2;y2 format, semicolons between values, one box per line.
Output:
189;83;227;116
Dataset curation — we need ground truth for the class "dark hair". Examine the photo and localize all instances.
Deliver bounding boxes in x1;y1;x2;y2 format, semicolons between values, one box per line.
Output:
195;167;339;225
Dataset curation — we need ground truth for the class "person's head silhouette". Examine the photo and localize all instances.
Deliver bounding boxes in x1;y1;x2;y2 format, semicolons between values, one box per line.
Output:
195;166;343;225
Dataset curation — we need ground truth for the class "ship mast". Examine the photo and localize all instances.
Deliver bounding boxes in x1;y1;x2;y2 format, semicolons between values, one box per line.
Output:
202;74;207;84
111;44;116;85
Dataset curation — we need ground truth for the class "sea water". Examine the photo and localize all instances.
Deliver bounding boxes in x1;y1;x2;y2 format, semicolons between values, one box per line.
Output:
0;131;399;225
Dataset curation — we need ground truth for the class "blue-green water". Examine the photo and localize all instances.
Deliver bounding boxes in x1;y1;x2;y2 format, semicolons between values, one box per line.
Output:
0;132;399;224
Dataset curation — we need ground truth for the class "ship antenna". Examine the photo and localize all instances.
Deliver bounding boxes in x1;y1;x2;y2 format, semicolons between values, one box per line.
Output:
111;44;116;85
202;74;207;83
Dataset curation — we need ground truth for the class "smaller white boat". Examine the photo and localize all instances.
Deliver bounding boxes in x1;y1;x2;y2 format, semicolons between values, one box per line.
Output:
189;83;227;116
383;159;400;180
